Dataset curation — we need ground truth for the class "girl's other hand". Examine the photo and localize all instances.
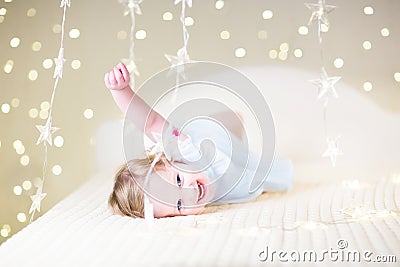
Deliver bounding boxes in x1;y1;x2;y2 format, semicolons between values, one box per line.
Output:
104;63;130;91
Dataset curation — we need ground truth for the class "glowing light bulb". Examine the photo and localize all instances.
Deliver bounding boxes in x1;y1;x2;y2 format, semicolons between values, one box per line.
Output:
163;12;173;21
235;48;246;58
262;10;273;20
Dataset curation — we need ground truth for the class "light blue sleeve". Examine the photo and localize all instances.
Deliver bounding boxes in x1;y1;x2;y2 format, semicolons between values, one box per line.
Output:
262;159;294;192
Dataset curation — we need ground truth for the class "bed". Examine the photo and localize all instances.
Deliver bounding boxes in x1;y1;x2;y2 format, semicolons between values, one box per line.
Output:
1;66;399;266
0;168;398;266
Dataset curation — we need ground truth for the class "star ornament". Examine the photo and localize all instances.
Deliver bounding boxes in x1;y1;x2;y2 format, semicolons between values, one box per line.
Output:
305;0;336;27
119;0;143;15
322;136;343;167
53;48;66;79
122;58;140;77
60;0;71;8
165;48;193;79
29;184;47;215
174;0;192;8
309;68;341;99
36;116;60;146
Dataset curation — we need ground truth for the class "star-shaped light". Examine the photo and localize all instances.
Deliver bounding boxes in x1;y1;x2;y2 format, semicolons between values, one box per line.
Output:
309;68;341;99
53;48;66;79
29;183;47;215
322;136;343;167
305;0;336;42
165;48;194;79
119;0;143;16
174;0;192;8
122;58;140;77
60;0;71;8
36;116;60;146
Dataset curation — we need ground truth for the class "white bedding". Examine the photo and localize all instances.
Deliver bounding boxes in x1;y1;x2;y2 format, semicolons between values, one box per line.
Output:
0;168;398;267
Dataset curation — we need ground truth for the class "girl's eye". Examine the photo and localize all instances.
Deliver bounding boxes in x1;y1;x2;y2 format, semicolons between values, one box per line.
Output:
177;174;182;187
177;199;182;211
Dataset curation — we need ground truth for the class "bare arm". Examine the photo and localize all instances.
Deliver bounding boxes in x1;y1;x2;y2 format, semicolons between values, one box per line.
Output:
104;63;167;137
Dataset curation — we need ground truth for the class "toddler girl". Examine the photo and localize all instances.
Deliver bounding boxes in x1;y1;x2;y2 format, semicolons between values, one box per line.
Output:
105;63;293;218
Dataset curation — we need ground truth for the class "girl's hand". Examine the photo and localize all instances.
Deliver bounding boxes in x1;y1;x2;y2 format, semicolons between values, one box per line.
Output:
104;63;130;91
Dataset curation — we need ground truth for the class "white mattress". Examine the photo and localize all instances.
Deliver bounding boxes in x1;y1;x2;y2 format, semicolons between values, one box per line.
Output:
0;167;398;267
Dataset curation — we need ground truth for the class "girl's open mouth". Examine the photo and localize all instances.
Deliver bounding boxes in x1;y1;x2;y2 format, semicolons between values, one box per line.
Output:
197;181;205;202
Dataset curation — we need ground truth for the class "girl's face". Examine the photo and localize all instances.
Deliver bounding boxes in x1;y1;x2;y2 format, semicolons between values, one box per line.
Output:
147;162;212;218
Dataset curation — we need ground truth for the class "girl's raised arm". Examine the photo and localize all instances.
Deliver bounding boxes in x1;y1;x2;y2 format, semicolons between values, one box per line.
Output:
104;63;167;138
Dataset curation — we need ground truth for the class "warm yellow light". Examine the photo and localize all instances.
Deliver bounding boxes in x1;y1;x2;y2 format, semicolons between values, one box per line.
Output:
135;29;147;40
53;24;61;33
39;110;49;120
334;58;344;69
13;140;23;150
4;60;14;73
28;70;38;81
16;146;25;155
69;28;80;39
363;82;373;92
1;103;11;114
162;12;173;21
20;155;30;166
294;49;303;58
298;26;309;35
22;180;32;190
394;72;400;82
0;8;6;16
257;30;267;40
363;6;374;15
27;8;36;17
10;37;20;48
52;165;62;175
117;30;127;40
278;51;288;61
28;108;38;118
363;41;372;50
54;136;64;148
2;224;11;232
184;17;194;26
83;108;94;119
381;27;390;37
220;30;230;40
17;213;27;223
32;41;42;52
11;98;20;108
13;185;22;196
269;49;277;59
71;60;81;70
42;58;53;69
235;48;246;58
279;43;289;52
0;229;8;238
40;101;50;111
215;0;224;10
262;10;273;20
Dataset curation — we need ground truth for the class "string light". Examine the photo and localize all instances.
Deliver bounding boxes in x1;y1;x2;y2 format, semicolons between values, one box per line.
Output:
215;0;224;10
220;30;230;40
262;10;273;20
27;8;36;17
162;11;173;21
235;47;246;58
10;37;20;47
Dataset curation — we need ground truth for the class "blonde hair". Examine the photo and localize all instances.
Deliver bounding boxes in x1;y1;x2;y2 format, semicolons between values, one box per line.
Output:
108;155;167;218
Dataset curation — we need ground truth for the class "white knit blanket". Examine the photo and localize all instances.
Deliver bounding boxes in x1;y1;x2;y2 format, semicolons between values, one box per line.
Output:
0;168;399;267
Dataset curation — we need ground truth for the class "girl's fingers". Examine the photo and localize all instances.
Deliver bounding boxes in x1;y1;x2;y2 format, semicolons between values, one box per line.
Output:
113;67;123;83
119;63;130;81
108;71;117;86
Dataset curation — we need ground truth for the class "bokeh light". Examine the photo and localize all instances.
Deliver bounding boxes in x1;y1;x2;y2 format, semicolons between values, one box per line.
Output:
52;165;62;176
235;48;246;58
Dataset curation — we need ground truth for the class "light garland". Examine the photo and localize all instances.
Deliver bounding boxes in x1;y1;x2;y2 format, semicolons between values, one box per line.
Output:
119;0;143;87
305;0;342;167
165;0;194;96
29;0;71;223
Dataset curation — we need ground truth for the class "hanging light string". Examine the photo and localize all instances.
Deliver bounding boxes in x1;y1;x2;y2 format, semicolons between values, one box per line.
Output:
119;0;143;87
165;0;193;103
30;0;70;223
305;0;342;167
